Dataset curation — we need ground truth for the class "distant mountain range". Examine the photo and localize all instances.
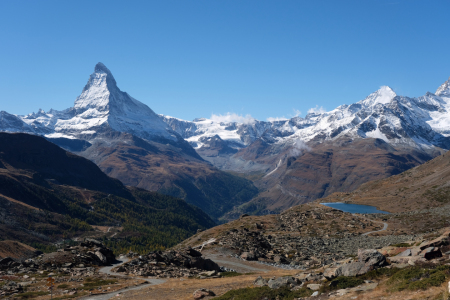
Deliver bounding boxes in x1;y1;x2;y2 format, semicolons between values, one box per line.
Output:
1;63;450;220
162;75;450;219
163;80;450;169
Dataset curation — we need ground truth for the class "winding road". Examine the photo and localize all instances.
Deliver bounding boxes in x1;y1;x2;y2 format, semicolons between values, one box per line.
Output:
80;257;166;300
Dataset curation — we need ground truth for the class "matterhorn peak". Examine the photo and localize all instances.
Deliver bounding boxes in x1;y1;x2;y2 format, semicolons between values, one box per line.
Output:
79;62;117;94
68;62;177;142
436;77;450;97
75;63;120;112
95;62;111;73
94;63;117;84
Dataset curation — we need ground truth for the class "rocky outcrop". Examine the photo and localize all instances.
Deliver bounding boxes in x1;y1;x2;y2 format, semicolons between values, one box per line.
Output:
218;225;415;269
324;249;387;279
1;280;24;297
0;239;114;279
115;248;221;278
267;276;300;289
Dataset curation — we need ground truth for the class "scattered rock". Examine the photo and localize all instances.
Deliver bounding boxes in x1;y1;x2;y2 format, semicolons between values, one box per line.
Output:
254;276;268;286
419;233;450;250
307;283;321;290
397;249;412;257
240;251;256;261
115;248;221;278
193;288;215;299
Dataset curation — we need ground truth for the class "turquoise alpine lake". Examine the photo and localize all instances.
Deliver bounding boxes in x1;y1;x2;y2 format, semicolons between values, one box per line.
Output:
320;202;390;214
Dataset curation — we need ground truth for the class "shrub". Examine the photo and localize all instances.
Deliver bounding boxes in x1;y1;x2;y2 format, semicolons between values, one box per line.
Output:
387;265;450;291
214;286;312;300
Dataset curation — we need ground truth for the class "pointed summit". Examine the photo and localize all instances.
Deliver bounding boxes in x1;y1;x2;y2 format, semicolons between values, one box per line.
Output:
75;63;119;112
80;62;117;95
436;77;450;97
361;86;396;107
70;63;177;141
374;86;396;104
95;62;111;73
94;62;117;85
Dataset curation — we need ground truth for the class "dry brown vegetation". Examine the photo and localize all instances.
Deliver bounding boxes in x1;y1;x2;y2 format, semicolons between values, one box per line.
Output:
113;268;298;300
222;137;439;221
320;148;450;234
0;241;39;260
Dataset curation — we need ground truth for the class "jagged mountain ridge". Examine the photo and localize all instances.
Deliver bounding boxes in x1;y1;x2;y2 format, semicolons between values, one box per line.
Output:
163;79;450;157
0;63;259;221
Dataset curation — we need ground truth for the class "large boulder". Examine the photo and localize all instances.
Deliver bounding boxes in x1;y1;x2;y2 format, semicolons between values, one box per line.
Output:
95;251;107;264
323;267;341;280
420;247;442;260
358;249;386;268
254;276;268;286
190;257;221;271
336;262;369;277
396;249;412;257
185;248;202;257
325;249;387;279
267;276;299;289
240;251;256;261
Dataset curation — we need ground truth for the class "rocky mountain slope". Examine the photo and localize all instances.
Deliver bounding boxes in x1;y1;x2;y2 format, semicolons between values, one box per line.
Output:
218;137;438;221
0;63;258;221
163;77;450;218
0;132;215;253
321;139;450;213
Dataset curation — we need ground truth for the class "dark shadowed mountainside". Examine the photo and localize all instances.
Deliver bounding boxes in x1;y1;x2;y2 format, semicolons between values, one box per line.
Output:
0;132;215;253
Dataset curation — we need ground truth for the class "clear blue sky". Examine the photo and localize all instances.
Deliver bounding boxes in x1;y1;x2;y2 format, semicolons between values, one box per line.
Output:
1;0;450;121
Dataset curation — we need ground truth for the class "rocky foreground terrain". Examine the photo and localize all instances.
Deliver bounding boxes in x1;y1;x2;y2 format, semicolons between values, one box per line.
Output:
179;203;419;269
2;210;450;299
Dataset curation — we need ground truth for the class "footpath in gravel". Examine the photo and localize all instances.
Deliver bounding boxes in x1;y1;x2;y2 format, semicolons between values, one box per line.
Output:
80;257;166;300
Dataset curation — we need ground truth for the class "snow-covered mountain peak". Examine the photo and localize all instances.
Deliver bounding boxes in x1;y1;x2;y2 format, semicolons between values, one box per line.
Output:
436;77;450;97
362;86;396;106
75;62;119;112
1;63;178;142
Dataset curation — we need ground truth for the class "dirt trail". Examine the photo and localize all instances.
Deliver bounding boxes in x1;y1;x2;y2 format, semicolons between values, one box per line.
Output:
352;213;389;236
79;257;165;300
361;219;388;236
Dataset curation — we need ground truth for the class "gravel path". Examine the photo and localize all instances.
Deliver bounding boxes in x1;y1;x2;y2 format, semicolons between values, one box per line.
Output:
79;257;166;300
360;217;388;236
354;214;388;235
